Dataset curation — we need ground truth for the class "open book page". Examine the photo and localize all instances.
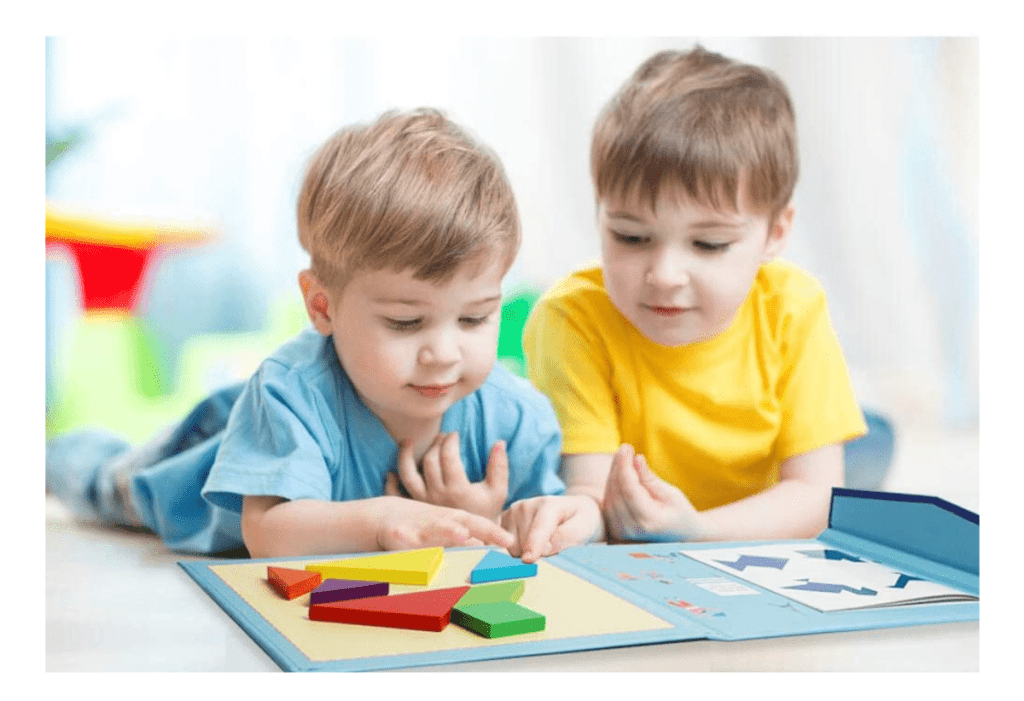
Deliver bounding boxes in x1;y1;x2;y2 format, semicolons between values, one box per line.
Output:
683;543;978;612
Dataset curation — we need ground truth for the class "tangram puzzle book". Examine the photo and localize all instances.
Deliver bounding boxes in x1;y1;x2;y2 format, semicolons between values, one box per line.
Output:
180;488;979;672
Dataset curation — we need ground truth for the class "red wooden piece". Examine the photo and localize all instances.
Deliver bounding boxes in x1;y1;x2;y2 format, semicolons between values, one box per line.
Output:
308;586;471;631
267;566;323;600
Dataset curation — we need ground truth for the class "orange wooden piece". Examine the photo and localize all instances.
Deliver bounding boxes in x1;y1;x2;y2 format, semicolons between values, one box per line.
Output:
267;566;323;600
308;586;471;631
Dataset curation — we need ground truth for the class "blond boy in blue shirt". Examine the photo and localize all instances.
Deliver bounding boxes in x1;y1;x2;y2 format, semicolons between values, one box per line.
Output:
47;109;567;556
506;47;867;560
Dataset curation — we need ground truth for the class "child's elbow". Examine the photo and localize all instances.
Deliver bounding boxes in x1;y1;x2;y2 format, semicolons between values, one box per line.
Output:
241;495;288;559
241;514;273;559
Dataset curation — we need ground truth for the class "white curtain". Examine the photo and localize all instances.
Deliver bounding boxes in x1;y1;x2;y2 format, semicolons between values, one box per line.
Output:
45;37;978;430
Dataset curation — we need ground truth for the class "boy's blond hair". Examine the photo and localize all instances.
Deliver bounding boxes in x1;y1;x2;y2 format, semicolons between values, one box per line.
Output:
297;108;521;292
591;46;798;223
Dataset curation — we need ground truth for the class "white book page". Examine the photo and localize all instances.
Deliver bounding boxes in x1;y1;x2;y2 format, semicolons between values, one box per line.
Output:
683;543;977;612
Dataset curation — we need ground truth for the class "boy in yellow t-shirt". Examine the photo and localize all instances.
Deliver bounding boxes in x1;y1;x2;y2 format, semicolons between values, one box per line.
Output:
505;46;867;558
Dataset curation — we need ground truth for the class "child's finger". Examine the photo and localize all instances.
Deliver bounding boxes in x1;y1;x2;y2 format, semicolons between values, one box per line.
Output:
615;454;656;535
501;503;536;557
603;453;631;531
603;487;634;540
616;445;649;505
383;471;402;497
396;440;427;500
519;501;561;563
460;513;515;550
421;437;445;492
485;441;509;497
439;431;466;486
627;455;656;509
422;519;471;547
606;457;644;539
635;453;681;503
613;444;635;483
500;507;525;557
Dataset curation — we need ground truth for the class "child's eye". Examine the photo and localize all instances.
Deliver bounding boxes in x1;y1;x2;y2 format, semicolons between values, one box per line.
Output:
384;318;422;331
459;315;490;327
612;231;650;246
694;240;731;252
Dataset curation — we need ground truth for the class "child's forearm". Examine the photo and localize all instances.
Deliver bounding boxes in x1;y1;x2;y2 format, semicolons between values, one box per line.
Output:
695;478;833;541
695;445;844;542
561;452;613;542
242;496;387;558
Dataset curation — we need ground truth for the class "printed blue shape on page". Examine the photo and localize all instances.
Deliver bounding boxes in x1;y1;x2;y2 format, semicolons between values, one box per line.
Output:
891;574;927;589
784;579;877;596
714;555;788;572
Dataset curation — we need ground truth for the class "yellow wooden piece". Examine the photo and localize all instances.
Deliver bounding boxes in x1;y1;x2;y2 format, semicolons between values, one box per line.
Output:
45;203;211;250
305;547;444;586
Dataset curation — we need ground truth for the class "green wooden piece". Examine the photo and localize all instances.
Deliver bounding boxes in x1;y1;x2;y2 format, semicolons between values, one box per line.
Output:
454;580;525;608
451;600;545;639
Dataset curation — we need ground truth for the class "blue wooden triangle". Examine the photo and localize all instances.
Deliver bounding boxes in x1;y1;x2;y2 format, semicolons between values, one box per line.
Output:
469;549;538;583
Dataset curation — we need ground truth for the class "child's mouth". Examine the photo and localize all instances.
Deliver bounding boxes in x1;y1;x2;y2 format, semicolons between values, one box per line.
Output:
647;305;690;316
410;383;457;397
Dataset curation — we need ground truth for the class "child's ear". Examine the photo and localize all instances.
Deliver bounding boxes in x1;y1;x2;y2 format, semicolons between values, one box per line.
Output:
764;204;795;261
298;269;334;336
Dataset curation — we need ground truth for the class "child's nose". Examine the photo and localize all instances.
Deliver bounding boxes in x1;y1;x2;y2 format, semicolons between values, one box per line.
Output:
645;249;690;288
417;332;460;366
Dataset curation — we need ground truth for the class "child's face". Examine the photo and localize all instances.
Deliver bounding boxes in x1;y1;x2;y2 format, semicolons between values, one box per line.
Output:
598;184;792;347
323;259;504;438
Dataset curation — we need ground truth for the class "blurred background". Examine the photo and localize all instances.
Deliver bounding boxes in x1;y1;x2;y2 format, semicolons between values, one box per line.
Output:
44;37;979;503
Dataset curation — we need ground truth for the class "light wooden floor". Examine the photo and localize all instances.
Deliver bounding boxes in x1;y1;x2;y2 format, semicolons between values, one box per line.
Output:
45;424;980;672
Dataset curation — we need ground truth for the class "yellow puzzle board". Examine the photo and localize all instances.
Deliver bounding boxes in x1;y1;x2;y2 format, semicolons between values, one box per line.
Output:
206;547;675;665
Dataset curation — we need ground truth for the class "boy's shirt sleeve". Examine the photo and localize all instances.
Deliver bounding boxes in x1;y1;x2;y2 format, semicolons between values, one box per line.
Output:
523;293;622;455
774;283;868;461
202;361;337;514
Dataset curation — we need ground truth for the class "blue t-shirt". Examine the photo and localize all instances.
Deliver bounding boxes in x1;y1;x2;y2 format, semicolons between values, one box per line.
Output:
131;328;565;554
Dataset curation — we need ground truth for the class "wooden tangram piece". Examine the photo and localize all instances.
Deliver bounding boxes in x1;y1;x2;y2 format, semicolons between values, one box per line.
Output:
309;578;389;605
469;550;538;584
306;547;443;586
455;580;526;608
451;600;546;639
267;566;322;600
308;586;471;632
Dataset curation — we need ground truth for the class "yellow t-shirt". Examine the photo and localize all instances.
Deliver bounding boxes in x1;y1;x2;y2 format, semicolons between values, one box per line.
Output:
522;260;867;511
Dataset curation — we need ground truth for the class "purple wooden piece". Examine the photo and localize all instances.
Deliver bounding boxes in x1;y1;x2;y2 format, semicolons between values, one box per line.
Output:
308;578;389;605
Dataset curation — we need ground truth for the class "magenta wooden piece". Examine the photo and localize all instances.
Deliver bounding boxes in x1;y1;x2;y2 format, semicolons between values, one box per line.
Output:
308;578;389;605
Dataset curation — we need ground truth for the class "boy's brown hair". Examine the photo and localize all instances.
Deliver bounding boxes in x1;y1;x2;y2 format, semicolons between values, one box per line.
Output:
297;108;521;292
591;45;799;223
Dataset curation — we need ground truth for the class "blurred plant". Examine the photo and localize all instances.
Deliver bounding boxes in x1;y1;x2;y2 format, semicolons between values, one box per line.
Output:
46;123;91;168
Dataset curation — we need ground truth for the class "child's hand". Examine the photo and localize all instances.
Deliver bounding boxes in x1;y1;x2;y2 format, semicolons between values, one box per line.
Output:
603;444;705;542
386;433;509;523
501;494;603;563
375;495;515;551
